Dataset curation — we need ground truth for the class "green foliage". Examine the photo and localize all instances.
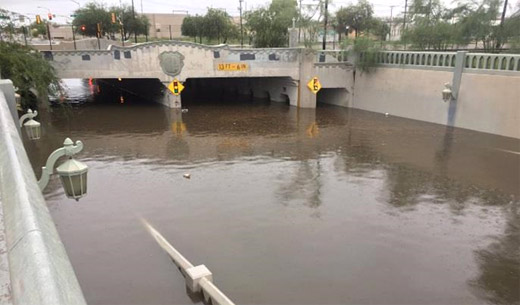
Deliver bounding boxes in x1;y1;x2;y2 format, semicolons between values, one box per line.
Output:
29;21;47;38
334;0;374;38
72;2;111;37
109;5;150;40
400;0;519;52
349;37;381;72
72;2;149;39
0;42;60;108
245;0;298;47
181;15;204;42
203;9;237;43
181;9;237;44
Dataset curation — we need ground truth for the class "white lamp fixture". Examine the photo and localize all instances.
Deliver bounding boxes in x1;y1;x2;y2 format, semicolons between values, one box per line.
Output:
442;82;453;103
19;109;41;140
38;138;88;201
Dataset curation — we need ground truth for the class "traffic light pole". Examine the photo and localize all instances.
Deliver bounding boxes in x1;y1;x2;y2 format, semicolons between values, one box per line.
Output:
46;23;52;50
322;0;328;50
71;24;76;50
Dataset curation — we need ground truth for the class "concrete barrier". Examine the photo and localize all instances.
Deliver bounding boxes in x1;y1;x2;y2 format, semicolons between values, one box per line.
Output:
353;51;520;139
0;84;87;305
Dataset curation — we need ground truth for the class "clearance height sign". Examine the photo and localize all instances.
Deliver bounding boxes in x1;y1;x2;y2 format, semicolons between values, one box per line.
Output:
217;63;249;71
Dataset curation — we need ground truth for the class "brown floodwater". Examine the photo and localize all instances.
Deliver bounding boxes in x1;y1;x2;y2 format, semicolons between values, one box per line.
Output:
24;79;519;305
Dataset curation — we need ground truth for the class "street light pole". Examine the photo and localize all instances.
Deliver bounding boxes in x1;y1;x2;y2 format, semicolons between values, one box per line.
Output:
239;0;244;47
131;0;137;43
322;0;328;50
298;0;302;43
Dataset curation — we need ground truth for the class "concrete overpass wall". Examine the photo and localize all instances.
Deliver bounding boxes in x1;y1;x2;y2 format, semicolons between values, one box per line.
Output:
49;41;301;82
352;67;520;139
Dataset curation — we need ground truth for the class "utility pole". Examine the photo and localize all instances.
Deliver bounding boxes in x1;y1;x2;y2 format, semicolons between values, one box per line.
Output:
298;0;302;43
131;0;137;43
403;0;408;31
46;22;52;50
322;0;328;50
497;0;508;49
389;5;396;40
239;0;244;47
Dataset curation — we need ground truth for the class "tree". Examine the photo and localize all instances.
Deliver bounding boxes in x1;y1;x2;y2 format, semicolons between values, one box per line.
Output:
72;2;149;39
203;9;237;44
245;0;298;47
181;15;198;42
336;0;374;37
0;42;60;108
108;4;149;40
72;2;112;37
29;20;47;38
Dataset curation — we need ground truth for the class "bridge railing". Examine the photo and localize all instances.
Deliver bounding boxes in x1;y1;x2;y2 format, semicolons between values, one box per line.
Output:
0;82;87;305
315;50;349;63
374;51;520;72
142;219;236;305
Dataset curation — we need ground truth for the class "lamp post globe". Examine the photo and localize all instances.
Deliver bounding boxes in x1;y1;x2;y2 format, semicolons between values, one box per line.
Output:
56;157;88;201
442;83;452;103
24;118;41;140
19;109;41;140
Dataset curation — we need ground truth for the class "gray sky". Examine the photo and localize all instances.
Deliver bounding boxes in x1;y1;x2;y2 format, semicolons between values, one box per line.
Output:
1;0;518;24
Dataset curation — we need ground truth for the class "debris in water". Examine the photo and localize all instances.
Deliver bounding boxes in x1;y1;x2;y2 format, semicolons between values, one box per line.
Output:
183;173;191;179
181;109;188;113
385;113;389;116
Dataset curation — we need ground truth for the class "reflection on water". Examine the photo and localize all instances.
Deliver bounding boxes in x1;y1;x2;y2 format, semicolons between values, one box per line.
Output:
23;79;519;305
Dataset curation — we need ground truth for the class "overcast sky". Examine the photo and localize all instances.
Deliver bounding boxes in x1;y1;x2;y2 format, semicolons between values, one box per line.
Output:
1;0;518;24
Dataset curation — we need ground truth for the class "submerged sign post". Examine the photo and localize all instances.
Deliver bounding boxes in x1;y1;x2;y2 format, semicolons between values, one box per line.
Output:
168;79;184;96
307;77;322;94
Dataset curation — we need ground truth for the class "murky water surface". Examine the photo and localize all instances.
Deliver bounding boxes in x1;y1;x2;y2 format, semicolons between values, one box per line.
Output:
24;80;519;305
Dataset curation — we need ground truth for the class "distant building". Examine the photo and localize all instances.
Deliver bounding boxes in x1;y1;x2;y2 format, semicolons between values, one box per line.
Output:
143;13;187;39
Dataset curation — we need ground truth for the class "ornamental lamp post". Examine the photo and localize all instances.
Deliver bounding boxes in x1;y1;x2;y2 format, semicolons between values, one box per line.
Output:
38;138;88;201
19;109;41;140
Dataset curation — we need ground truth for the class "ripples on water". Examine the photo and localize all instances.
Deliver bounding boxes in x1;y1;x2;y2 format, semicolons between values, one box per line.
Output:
23;79;519;305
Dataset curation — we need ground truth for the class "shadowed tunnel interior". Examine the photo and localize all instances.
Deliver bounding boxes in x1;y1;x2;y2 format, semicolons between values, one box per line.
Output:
88;77;293;106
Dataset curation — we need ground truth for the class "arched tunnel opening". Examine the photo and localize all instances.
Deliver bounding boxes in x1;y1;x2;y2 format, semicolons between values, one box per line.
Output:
82;77;295;107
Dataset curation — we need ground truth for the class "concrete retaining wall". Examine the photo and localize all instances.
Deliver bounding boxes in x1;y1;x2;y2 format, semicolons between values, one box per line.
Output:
352;67;520;139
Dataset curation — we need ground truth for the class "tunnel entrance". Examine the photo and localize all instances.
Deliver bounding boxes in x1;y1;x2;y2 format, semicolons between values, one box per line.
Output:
92;78;165;105
181;77;292;106
316;88;350;108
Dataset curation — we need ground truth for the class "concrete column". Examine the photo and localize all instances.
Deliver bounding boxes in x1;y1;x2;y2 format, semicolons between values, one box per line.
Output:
289;28;299;48
296;49;317;108
447;51;466;127
160;82;182;108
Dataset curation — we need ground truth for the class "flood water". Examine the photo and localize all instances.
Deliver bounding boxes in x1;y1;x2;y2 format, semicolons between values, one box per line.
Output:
24;79;519;305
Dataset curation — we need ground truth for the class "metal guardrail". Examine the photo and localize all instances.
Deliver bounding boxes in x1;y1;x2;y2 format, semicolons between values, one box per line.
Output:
142;219;236;305
0;85;87;305
375;51;520;72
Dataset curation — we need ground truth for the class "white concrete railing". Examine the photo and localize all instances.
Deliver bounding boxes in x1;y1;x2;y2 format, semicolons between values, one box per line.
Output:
376;51;458;68
142;219;236;305
316;50;349;63
0;85;87;305
464;53;520;72
375;51;520;72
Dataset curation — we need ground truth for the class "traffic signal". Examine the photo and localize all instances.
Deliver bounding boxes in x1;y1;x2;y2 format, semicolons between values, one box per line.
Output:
47;13;52;20
36;15;42;24
80;25;86;32
111;13;116;24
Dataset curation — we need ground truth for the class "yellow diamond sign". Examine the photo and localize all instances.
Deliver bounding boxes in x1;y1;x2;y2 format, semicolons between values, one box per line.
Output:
307;77;321;94
168;79;184;96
